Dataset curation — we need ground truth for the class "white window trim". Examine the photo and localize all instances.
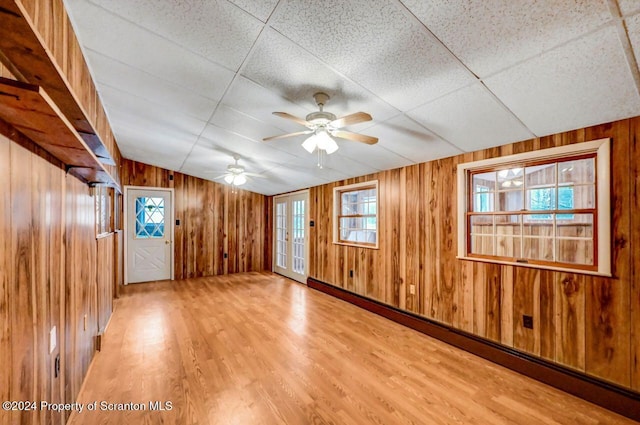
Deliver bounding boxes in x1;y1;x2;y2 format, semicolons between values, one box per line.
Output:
456;138;611;277
333;180;379;249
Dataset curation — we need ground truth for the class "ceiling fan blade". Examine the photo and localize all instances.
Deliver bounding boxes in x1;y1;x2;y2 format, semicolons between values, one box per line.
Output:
263;130;313;142
272;112;312;127
332;130;378;145
329;112;372;129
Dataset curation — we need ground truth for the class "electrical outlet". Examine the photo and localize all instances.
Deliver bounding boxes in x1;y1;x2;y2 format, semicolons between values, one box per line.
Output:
523;315;534;329
83;314;87;331
409;284;416;295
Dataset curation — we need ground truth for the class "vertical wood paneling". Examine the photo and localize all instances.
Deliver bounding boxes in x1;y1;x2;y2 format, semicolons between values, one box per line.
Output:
121;160;268;280
10;142;34;424
555;273;586;370
0;135;11;425
585;122;631;386
632;117;640;391
308;117;638;391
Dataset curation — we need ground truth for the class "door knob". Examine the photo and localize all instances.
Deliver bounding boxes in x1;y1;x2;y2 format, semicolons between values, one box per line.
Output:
165;240;170;245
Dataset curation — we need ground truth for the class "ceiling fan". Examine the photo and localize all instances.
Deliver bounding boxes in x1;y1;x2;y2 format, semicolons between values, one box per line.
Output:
263;92;378;162
210;155;263;192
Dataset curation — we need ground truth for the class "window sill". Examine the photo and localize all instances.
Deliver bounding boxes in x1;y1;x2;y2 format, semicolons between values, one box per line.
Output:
333;241;379;250
96;232;114;240
456;256;612;277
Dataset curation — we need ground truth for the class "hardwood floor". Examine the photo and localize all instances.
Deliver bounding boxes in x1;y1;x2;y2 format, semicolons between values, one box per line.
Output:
68;272;634;425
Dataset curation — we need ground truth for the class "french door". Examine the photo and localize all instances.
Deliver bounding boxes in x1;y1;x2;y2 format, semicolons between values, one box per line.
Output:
273;190;309;283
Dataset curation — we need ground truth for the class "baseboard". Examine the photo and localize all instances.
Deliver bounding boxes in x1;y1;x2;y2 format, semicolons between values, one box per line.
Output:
307;276;640;422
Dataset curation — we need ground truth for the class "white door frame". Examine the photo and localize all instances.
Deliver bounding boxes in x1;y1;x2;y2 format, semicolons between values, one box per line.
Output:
273;189;309;283
123;185;175;285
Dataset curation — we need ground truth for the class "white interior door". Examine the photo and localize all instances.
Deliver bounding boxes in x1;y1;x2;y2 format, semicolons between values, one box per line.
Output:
125;188;173;283
273;191;308;283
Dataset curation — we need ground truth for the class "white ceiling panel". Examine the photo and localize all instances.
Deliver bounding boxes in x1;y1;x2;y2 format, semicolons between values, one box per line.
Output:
198;124;301;168
64;0;235;99
400;0;611;78
364;115;463;163
242;28;400;129
209;105;295;144
625;14;640;66
408;83;534;152
331;140;413;171
221;76;312;134
86;51;218;122
269;0;475;111
619;0;640;16
227;0;279;22
98;85;207;140
88;0;263;71
484;24;640;137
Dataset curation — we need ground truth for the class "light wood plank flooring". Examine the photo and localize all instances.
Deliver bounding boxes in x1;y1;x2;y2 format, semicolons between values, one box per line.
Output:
68;272;634;424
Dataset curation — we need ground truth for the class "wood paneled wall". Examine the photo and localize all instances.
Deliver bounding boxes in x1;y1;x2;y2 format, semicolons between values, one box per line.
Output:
0;125;115;424
121;160;270;280
309;117;640;392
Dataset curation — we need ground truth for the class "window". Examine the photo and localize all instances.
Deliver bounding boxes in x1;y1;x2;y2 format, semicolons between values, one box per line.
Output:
134;196;165;238
457;138;611;276
334;181;378;248
95;185;112;236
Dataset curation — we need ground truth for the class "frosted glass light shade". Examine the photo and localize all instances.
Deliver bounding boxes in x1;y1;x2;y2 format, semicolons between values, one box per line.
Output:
234;174;247;185
224;174;234;184
301;130;339;154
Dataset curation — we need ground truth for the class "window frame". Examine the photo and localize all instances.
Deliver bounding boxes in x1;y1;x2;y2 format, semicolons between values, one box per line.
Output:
333;180;379;249
457;138;611;276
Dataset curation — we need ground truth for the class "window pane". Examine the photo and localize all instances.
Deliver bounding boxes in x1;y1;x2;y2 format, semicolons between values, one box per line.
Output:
470;235;493;256
568;185;595;209
557;239;594;265
559;158;595;185
470;215;493;234
135;196;165;238
523;219;553;237
557;214;593;237
473;193;494;212
523;237;553;261
525;163;555;188
473;172;496;192
496;215;521;235
527;187;556;212
497;190;523;211
497;236;521;258
497;167;523;189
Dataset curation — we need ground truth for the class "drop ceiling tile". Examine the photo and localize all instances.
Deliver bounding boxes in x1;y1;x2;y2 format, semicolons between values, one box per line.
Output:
209;105;294;143
86;51;218;122
401;0;611;78
619;0;640;16
65;0;235;98
364;115;463;163
88;0;263;70
198;124;300;168
626;14;640;64
242;29;399;129
269;0;475;111
227;0;279;22
332;140;413;171
222;76;312;134
484;25;640;137
408;84;533;152
290;152;379;181
99;85;208;138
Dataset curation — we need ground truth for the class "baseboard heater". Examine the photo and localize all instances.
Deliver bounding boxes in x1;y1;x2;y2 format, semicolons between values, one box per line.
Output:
307;276;640;422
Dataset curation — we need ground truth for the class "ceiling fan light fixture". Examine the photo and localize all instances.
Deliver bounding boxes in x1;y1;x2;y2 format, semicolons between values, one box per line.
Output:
316;130;338;154
233;173;247;186
224;174;234;184
302;134;318;153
